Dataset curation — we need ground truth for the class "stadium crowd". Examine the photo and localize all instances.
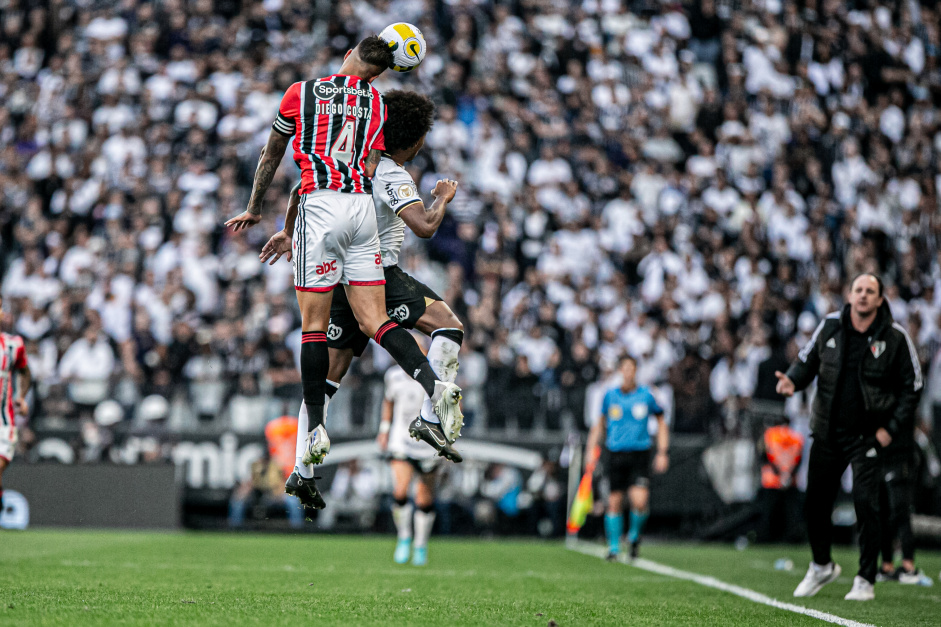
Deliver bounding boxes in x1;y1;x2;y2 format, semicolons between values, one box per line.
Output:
1;0;941;452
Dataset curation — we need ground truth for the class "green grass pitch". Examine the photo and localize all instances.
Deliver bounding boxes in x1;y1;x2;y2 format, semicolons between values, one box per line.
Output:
1;530;939;625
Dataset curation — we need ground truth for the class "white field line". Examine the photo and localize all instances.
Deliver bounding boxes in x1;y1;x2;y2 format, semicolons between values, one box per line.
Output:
567;541;877;627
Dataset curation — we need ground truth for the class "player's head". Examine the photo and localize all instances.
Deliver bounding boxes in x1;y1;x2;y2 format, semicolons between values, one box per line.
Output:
382;90;435;160
849;273;883;317
343;35;395;81
618;355;637;389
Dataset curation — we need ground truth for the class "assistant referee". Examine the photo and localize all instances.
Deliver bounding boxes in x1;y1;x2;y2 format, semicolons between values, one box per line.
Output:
775;274;922;602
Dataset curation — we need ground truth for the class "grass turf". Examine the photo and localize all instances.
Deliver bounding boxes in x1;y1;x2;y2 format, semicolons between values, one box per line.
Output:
0;530;938;626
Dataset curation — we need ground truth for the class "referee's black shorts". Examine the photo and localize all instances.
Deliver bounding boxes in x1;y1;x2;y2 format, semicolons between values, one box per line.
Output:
606;449;651;492
327;265;443;356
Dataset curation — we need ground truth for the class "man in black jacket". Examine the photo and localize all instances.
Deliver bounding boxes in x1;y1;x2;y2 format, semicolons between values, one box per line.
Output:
775;274;922;602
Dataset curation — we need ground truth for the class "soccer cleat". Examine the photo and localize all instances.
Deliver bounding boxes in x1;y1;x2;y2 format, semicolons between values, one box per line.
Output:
793;562;841;597
876;568;899;583
412;546;427;566
301;424;331;466
430;380;464;443
898;568;932;586
844;575;875;601
629;541;640;561
284;469;326;510
605;551;619;562
394;538;412;564
408;416;463;463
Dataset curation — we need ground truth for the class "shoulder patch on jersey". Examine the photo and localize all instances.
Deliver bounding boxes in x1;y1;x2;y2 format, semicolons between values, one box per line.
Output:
397;184;415;198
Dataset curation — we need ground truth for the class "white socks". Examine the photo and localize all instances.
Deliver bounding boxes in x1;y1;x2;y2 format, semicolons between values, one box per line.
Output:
392;502;413;540
418;333;461;424
295;401;313;479
413;508;436;549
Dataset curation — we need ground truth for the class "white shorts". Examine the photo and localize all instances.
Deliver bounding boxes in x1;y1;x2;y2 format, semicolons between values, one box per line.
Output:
292;190;385;292
0;425;16;463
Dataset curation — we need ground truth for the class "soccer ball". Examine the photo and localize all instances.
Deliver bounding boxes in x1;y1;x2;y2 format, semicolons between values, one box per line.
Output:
380;22;426;73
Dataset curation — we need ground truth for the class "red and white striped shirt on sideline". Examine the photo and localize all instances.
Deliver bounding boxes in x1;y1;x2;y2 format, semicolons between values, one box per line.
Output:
272;75;386;195
0;332;28;427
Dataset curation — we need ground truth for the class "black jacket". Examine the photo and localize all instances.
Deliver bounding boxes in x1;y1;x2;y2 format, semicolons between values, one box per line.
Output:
786;302;922;449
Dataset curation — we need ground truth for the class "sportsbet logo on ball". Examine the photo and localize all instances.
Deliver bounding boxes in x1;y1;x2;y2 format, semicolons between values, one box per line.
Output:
380;22;426;73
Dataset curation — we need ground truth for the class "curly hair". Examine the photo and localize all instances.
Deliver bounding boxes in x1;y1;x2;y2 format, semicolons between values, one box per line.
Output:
357;35;395;72
382;90;436;154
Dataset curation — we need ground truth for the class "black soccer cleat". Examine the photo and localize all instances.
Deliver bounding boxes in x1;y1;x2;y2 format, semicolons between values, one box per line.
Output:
605;551;619;562
408;416;463;463
629;541;640;561
876;568;899;583
285;470;326;511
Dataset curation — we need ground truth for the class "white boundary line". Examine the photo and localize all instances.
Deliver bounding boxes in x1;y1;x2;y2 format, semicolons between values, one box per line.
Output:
567;541;876;627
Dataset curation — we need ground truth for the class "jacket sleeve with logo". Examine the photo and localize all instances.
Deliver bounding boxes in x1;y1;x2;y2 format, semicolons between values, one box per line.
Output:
785;317;834;392
882;324;923;439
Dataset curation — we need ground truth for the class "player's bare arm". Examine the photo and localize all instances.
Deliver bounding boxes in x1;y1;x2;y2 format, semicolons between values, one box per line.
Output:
377;399;393;451
398;179;457;239
15;363;31;416
365;148;383;178
260;180;301;265
653;414;669;474
225;129;291;231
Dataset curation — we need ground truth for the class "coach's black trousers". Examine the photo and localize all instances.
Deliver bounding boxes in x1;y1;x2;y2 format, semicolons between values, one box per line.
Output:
880;457;915;564
805;435;882;584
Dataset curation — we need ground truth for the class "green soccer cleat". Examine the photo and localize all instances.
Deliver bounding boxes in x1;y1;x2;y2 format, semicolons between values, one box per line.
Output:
408;416;463;463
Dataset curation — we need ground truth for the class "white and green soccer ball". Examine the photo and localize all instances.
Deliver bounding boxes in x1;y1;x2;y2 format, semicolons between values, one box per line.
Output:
380;22;426;73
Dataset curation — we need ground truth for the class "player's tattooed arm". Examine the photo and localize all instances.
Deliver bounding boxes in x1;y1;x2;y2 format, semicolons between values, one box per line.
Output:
364;149;382;178
260;179;301;265
225;130;291;231
398;179;457;238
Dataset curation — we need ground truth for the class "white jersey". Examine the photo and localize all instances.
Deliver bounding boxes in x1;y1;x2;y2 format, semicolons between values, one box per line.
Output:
384;365;434;460
372;156;421;267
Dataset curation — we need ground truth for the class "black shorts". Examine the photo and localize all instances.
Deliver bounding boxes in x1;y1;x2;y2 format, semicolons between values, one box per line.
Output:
391;455;441;476
328;265;443;356
607;449;651;492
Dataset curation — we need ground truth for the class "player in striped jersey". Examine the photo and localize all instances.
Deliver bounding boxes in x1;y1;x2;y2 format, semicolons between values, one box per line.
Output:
226;37;462;510
261;90;464;467
0;294;32;513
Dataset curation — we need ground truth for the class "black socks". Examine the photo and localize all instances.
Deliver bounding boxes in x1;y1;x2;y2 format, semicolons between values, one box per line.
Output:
301;331;328;430
374;319;438;396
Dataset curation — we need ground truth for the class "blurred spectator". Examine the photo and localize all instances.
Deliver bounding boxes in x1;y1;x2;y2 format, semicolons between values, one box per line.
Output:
228;448;304;529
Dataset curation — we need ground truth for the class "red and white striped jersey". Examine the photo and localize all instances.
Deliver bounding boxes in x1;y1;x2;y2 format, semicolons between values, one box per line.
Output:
0;332;27;427
272;75;386;195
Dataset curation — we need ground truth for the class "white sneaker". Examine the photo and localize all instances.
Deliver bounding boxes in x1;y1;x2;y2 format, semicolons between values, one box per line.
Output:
301;424;331;465
794;562;842;597
431;380;463;443
844;575;875;601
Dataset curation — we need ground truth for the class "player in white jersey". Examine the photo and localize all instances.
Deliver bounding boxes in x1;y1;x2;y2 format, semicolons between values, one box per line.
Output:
262;90;465;468
378;363;440;566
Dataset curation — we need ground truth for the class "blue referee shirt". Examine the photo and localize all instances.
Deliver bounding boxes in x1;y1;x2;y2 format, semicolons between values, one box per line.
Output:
601;385;664;452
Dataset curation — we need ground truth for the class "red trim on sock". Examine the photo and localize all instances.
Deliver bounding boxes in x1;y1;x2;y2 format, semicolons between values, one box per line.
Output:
347;280;385;286
301;332;327;344
373;321;398;345
295;284;337;292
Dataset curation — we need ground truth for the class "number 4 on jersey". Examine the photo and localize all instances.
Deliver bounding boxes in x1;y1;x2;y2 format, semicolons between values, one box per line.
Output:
330;121;356;165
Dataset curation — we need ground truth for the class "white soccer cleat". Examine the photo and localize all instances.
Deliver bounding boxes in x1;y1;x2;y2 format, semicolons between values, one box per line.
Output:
844;575;875;601
793;561;841;598
431;380;463;443
301;424;331;465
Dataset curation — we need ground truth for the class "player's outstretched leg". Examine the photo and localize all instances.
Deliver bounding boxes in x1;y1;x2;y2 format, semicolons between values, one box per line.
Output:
419;327;464;445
